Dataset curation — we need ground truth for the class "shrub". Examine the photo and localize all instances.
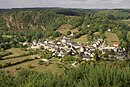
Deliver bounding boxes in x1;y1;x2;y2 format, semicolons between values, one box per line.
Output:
67;31;71;35
28;64;34;68
3;62;12;67
0;55;2;60
38;60;44;65
0;64;2;68
44;62;49;66
16;67;22;70
57;63;64;68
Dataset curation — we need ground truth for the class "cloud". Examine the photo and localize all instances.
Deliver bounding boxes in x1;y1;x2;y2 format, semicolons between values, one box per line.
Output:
0;0;130;9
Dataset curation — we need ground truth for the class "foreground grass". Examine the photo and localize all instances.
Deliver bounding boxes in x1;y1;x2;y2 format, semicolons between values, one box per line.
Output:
0;61;130;87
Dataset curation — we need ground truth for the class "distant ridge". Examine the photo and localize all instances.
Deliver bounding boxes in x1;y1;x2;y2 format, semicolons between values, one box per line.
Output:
0;6;129;10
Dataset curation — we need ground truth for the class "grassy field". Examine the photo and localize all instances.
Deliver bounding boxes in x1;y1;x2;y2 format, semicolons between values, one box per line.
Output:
1;58;66;75
57;24;78;35
1;59;39;74
0;48;67;75
105;32;120;45
0;55;32;64
3;48;26;59
74;35;88;44
0;48;33;73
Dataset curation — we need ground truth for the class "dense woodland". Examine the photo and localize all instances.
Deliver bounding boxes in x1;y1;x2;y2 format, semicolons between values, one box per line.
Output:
0;8;130;50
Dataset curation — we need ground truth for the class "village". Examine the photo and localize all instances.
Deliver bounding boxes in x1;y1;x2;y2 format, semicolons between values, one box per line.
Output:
23;31;126;62
1;2;130;87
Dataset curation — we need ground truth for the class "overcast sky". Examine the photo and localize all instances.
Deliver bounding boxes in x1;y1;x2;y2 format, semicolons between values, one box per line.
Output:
0;0;130;9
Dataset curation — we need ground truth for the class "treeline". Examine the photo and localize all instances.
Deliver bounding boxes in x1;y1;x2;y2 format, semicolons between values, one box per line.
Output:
96;10;130;20
0;51;12;58
0;58;34;69
0;34;24;50
0;61;130;87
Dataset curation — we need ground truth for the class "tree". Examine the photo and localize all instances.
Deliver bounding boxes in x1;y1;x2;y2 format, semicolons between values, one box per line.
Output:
107;15;114;19
40;50;53;59
38;60;44;65
120;39;127;48
109;50;115;55
103;52;109;58
93;50;101;61
67;31;71;35
102;34;106;40
127;32;130;44
52;31;61;37
88;35;93;42
98;29;104;36
0;55;2;60
88;30;93;36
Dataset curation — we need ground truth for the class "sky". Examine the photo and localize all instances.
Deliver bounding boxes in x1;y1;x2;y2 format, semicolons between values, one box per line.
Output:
0;0;130;9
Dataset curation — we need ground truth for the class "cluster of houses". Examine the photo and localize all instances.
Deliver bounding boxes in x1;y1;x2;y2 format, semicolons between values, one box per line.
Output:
23;35;126;61
30;36;80;58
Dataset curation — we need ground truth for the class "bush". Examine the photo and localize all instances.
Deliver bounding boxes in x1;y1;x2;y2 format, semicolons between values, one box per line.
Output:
57;63;64;68
44;62;49;66
67;31;71;35
38;60;44;65
2;62;12;67
22;58;33;62
0;64;2;68
52;31;61;37
28;64;34;68
40;50;53;59
0;55;2;60
62;56;80;62
16;67;22;70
